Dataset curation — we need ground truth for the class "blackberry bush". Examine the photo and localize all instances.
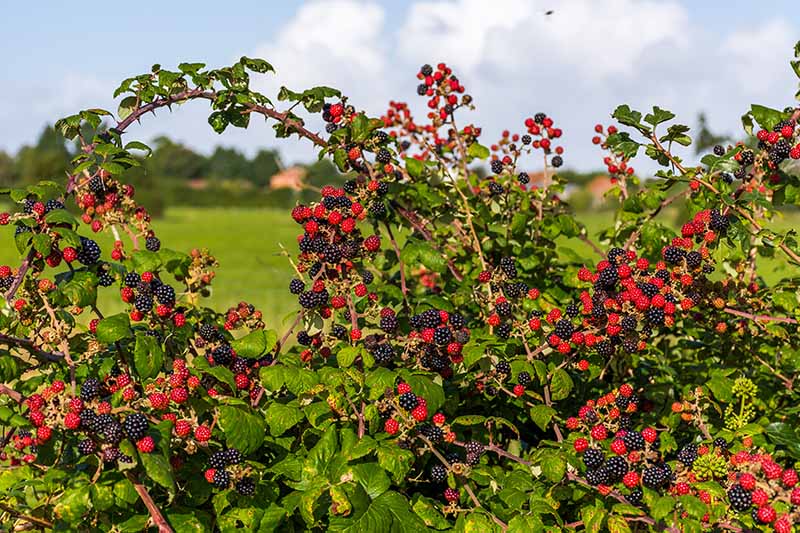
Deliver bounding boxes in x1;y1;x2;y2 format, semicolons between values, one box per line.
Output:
1;44;800;533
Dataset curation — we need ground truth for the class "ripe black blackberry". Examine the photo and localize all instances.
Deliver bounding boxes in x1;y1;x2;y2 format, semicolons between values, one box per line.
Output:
713;437;728;451
708;210;729;233
298;291;317;309
518;172;530;184
134;293;153;313
663;246;684;265
145;236;161;252
89;176;105;194
677;443;698;466
627;488;643;505
521;135;531;145
713;145;725;156
583;448;605;469
212;469;231;489
78;439;97;455
618;415;633;430
297;331;312;346
551;155;563;167
605;456;628;482
496;301;512;317
376;149;392;164
78;237;101;265
565;304;580;318
325;123;338;134
464;441;484;456
224;448;243;465
376;182;389;196
80;410;99;432
45;199;65;212
421;310;442;328
622;338;638;354
654;269;670;283
773;139;791;160
231;358;249;374
373;344;395;364
420;64;433;76
642;464;669;489
199;324;219;341
495;323;512;339
331;324;347;340
374;130;389;144
739;150;754;166
209;451;228;469
398;392;418;410
685;251;702;270
623;431;645;451
80;378;102;401
596;267;618;290
620;316;637;331
517;371;531;387
728;484;751;512
490;160;504;174
554;319;574;339
585;467;609;486
235;478;256;496
534;112;546;124
596;340;614;358
98;270;114;287
421;424;444;443
102;447;121;463
379;314;398;333
615;395;630;410
646;307;665;326
154;284;175;306
449;313;465;329
499;257;517;279
343;180;357;194
465;452;481;466
430;464;447;483
212;344;234;366
103;422;124;445
123;413;149;442
369;201;387;218
488;181;504;196
496;361;511;377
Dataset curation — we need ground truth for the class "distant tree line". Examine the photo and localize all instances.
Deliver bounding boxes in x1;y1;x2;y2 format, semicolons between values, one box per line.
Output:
0;125;344;214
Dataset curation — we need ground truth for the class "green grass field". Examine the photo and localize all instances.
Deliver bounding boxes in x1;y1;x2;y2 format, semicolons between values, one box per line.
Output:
1;206;797;327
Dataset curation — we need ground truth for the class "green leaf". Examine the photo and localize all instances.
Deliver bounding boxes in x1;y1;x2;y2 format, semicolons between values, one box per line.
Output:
405;158;426;178
540;450;565;482
748;104;787;131
218;405;265;454
549;368;573;401
265;402;304;436
467;142;490;160
44;209;77;227
337;346;362;368
352;463;391;499
377;444;415;483
133;334;164;380
351;113;371;143
580;502;607;532
612;105;650;134
607;515;632;533
649;495;676;520
329;491;426;532
231;329;268;359
644;106;675;127
765;422;800;459
140;453;176;493
96;313;131;344
529;405;556;431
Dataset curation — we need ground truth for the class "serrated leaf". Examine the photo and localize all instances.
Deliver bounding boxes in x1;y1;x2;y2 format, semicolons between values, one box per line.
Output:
218;405;265;454
140;453;176;493
133;334;164;380
96;313;131;343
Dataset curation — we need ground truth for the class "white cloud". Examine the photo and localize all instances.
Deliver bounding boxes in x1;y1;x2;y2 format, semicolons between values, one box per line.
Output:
722;19;796;96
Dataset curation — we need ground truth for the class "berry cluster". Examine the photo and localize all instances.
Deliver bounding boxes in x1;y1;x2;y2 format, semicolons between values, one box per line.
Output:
406;309;470;377
75;169;154;239
204;448;255;496
195;323;271;396
591;123;635;185
567;385;667;504
120;270;184;326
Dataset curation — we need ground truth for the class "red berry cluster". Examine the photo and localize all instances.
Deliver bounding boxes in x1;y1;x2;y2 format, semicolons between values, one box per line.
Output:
406;308;470;377
75;169;152;236
592;123;635;184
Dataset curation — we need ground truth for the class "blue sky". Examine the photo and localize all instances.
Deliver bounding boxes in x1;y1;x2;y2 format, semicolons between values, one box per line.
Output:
2;1;799;172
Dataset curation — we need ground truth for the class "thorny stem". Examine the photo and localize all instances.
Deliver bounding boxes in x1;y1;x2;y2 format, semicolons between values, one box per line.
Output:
0;503;54;530
0;333;64;362
127;473;174;533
